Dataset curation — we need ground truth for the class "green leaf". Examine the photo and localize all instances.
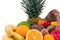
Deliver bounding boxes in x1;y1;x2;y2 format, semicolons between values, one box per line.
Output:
21;0;46;18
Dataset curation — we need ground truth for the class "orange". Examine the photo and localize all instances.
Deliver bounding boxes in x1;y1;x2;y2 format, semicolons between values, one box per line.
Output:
26;29;43;40
38;20;44;25
44;34;55;40
16;25;30;37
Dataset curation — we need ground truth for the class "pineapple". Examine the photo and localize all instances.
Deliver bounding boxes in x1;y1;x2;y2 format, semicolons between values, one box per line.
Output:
21;0;45;25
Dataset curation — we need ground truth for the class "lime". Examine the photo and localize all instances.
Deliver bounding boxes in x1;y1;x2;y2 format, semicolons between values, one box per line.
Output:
17;21;31;28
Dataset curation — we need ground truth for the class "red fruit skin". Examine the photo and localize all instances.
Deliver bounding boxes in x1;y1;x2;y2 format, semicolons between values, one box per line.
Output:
43;21;51;28
51;30;60;40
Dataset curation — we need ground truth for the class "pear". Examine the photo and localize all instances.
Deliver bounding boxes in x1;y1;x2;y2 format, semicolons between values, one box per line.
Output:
47;25;55;33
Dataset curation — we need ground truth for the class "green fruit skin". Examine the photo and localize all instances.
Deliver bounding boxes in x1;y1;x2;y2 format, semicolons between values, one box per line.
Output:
17;21;31;28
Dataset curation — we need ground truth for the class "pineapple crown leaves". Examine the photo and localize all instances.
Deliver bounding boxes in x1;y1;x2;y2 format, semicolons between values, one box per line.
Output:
21;0;46;18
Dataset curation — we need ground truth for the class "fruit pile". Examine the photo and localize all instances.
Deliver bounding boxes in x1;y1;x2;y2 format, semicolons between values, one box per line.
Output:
2;9;60;40
2;0;60;40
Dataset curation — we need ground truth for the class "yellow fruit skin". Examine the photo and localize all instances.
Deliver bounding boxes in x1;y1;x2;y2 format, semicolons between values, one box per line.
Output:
44;34;55;40
5;24;16;37
51;21;59;26
12;32;25;40
16;25;30;37
2;35;14;40
5;24;25;40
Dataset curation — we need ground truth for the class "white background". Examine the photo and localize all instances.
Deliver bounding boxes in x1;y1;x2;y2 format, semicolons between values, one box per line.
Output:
0;0;60;40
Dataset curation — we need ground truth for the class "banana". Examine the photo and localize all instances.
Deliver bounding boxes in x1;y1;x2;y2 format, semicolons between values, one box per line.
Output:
2;35;14;40
12;32;25;40
5;24;16;37
5;24;25;40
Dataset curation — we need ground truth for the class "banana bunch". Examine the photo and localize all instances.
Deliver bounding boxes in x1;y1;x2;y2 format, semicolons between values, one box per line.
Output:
2;24;25;40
